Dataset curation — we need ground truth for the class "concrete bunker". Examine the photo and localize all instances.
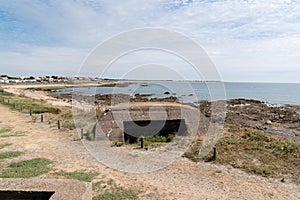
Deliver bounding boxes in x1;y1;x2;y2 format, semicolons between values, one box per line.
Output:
123;119;188;143
96;102;200;143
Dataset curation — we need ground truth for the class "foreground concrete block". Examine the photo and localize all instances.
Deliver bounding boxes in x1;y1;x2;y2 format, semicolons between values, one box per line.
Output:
0;178;92;200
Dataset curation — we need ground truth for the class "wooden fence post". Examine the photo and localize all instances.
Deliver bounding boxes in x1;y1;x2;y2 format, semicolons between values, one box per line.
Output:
81;128;84;139
57;120;61;129
92;129;96;141
41;114;44;122
140;136;144;149
213;147;217;161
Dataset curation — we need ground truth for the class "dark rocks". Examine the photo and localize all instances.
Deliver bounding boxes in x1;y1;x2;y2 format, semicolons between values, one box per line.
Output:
134;93;153;97
226;99;300;141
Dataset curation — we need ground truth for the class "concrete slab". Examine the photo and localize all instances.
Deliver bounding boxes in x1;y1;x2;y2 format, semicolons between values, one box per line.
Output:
0;178;92;200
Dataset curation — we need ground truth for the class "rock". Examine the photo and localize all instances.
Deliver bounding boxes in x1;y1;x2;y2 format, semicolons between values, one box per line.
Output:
279;114;285;119
265;120;272;125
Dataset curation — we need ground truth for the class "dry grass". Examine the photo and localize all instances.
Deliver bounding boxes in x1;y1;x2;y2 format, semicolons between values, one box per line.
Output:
185;124;300;184
0;143;12;149
0;92;60;114
92;179;141;200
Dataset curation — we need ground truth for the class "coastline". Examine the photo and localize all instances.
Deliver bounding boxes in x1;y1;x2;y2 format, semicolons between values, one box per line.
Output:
2;83;300;142
0;83;299;199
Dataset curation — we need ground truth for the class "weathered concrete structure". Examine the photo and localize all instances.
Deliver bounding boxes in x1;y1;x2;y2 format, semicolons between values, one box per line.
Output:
97;102;200;142
0;179;92;200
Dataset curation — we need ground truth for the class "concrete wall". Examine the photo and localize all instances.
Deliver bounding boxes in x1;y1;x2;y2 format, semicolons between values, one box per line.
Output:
96;103;200;142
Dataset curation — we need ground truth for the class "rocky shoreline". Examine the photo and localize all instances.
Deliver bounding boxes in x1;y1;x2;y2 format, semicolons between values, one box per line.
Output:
225;99;300;142
51;91;300;142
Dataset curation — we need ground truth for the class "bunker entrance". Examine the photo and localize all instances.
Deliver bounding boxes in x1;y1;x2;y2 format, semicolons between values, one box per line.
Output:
0;190;55;200
123;119;187;144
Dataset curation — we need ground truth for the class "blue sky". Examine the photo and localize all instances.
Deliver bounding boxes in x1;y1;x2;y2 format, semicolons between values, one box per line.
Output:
0;0;300;82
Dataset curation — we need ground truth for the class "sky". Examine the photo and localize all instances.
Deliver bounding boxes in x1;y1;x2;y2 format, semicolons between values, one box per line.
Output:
0;0;300;82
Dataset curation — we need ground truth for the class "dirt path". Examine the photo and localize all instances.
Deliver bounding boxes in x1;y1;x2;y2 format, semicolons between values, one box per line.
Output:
0;104;299;199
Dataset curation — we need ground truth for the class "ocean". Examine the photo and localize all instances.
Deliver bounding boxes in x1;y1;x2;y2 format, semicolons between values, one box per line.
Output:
55;82;300;106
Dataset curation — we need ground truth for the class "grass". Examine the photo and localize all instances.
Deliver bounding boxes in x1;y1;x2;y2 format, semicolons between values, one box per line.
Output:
124;134;176;148
92;181;106;191
0;158;53;178
0;128;12;134
54;110;75;130
0;128;14;138
0;134;25;138
185;124;300;183
0;92;61;114
143;134;175;143
55;171;99;182
93;187;140;200
0;151;23;159
92;179;141;200
0;91;75;130
183;137;203;162
0;143;12;149
0;130;26;138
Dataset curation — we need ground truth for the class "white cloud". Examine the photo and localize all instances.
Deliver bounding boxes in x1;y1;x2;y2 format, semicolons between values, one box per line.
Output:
0;45;86;76
0;0;300;82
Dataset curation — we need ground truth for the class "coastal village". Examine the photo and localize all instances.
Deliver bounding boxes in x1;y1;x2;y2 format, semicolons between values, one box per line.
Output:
0;75;102;84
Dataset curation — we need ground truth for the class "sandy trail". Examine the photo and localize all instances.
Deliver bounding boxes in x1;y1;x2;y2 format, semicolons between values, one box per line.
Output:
2;84;75;107
0;85;299;199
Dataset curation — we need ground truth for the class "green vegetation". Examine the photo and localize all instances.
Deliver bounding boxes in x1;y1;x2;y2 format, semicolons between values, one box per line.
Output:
185;124;300;183
183;137;203;162
0;92;60;114
0;151;23;159
0;128;12;134
54;171;139;199
143;134;175;143
0;130;26;138
0;143;12;149
0;134;25;138
92;179;140;200
55;171;99;182
45;109;76;130
39;86;70;92
0;158;53;178
124;134;176;148
92;181;106;191
93;187;140;200
0;91;77;130
112;141;124;147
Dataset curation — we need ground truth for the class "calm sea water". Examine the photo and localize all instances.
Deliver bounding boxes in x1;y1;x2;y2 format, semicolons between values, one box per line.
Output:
55;82;300;106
